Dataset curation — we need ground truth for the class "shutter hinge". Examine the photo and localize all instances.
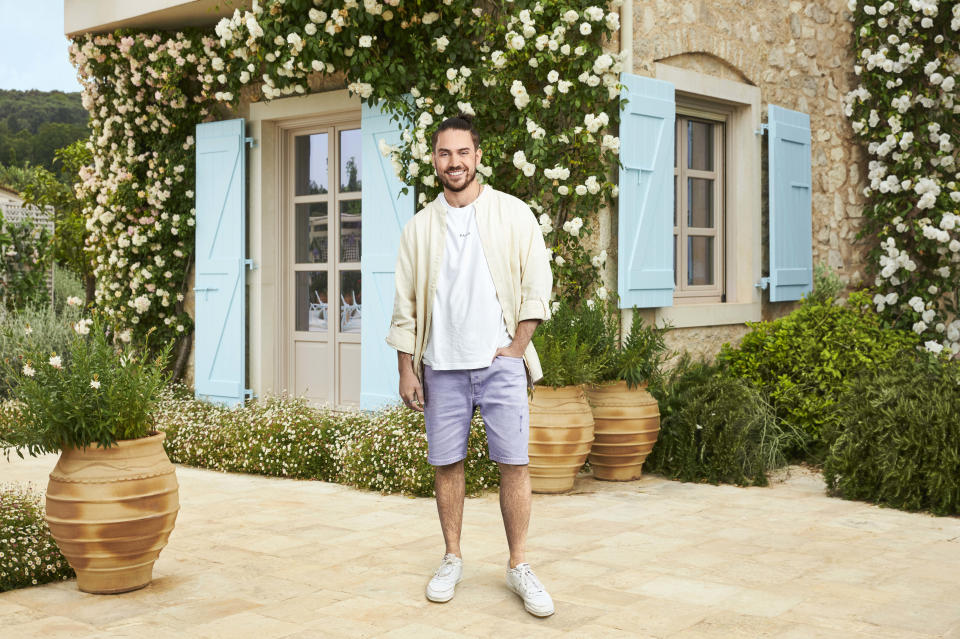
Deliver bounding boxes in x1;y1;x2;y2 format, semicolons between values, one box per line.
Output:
754;277;770;290
245;137;257;148
244;388;256;399
754;123;769;136
244;259;258;270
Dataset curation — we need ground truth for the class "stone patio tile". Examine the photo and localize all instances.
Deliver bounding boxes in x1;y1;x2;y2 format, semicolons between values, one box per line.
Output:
4;453;960;638
717;587;806;618
191;611;303;639
667;611;794;638
4;614;99;639
859;597;960;636
630;574;743;605
281;616;384;638
372;622;477;638
589;596;716;636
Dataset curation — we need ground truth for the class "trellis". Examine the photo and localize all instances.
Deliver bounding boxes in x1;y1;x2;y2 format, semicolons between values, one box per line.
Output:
0;203;56;303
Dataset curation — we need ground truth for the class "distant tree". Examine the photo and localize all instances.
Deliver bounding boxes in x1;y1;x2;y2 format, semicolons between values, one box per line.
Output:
0;90;87;172
20;140;95;304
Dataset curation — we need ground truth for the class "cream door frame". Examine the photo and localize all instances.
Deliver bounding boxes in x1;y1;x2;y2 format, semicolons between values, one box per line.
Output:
280;114;362;406
244;90;362;402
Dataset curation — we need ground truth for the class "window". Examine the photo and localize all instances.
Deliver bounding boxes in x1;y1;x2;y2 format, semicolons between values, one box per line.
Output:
673;113;725;304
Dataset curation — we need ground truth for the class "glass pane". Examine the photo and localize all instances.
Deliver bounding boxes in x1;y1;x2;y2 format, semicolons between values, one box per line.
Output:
687;236;714;286
687;120;714;171
673;234;678;286
295;203;328;264
339;270;362;334
673;174;678;227
296;271;329;332
294;133;329;195
687;178;714;228
340;200;362;263
339;129;362;193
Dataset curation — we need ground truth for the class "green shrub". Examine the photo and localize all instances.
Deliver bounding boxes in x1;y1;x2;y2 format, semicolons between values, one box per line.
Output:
0;216;54;311
0;483;74;592
533;297;615;387
646;353;803;486
157;388;500;497
801;262;846;307
823;351;960;516
52;268;86;315
717;289;920;457
2;314;173;455
0;303;81;398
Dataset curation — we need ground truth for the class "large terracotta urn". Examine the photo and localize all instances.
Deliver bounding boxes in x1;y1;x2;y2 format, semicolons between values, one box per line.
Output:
585;381;660;481
528;385;594;493
44;431;180;594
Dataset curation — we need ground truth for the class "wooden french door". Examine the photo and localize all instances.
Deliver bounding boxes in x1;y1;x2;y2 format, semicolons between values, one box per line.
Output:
285;117;363;407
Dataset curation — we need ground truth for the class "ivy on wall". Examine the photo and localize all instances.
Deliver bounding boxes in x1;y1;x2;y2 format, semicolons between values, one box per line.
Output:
71;0;623;347
843;0;960;356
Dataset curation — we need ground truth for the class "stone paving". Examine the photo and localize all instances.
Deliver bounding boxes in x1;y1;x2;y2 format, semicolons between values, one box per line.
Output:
2;453;959;638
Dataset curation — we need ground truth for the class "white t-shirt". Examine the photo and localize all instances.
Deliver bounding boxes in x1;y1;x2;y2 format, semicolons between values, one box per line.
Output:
422;187;514;369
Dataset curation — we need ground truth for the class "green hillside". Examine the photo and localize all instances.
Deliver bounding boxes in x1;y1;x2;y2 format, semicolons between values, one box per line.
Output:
0;90;88;173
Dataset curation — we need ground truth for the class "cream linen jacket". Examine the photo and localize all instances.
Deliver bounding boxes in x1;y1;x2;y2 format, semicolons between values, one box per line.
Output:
385;186;553;386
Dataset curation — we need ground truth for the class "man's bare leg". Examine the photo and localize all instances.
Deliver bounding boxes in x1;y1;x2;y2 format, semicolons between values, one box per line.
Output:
435;460;465;558
498;462;531;568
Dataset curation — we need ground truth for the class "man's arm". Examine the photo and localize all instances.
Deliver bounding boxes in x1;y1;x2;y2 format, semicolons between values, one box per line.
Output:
387;221;424;411
492;208;553;361
493;319;540;361
397;350;424;412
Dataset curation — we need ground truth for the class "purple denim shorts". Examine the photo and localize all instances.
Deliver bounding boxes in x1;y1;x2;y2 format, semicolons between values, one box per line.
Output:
422;355;530;466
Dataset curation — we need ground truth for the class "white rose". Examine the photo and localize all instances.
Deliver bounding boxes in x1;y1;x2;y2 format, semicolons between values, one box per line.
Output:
580;23;592;35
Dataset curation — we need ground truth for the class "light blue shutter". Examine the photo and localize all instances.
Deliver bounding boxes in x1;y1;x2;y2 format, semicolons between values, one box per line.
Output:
767;104;813;302
360;102;414;410
618;74;675;308
194;119;247;406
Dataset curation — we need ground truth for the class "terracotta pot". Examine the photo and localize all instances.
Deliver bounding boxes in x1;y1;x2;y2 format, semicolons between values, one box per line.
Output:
585;380;661;481
44;431;179;594
528;385;594;494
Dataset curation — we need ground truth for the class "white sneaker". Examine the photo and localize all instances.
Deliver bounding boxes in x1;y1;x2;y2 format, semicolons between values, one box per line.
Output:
506;563;555;617
426;553;463;603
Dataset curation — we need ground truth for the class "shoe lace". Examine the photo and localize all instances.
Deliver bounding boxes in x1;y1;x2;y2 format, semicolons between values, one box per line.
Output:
434;554;459;578
515;564;544;594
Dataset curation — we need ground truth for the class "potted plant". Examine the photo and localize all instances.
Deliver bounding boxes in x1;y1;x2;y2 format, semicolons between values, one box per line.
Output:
3;313;178;594
528;298;615;493
585;298;671;481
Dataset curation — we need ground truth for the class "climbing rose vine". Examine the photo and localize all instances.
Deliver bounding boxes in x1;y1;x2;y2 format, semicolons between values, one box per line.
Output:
70;32;223;347
70;1;622;348
843;0;960;356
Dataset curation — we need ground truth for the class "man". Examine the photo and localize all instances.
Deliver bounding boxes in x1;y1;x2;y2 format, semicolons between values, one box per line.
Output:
385;114;555;617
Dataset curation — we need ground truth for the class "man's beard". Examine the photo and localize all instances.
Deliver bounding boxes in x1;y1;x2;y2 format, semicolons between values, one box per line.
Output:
437;166;477;192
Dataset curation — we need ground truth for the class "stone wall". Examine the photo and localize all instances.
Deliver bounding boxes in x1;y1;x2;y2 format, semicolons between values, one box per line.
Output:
608;0;869;360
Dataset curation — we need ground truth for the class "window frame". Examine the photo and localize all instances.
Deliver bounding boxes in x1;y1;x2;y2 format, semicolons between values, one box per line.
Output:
627;63;763;330
673;109;727;304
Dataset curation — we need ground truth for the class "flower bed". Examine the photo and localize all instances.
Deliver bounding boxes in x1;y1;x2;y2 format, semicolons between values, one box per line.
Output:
156;386;499;497
0;483;74;592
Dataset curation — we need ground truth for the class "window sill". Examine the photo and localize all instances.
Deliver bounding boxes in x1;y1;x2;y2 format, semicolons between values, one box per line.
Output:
654;301;761;329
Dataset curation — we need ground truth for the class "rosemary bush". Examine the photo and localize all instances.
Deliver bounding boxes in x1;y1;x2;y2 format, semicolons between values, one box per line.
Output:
823;350;960;516
646;353;803;486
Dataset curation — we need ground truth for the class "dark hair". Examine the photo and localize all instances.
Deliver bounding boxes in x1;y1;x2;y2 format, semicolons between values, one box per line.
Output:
431;113;480;152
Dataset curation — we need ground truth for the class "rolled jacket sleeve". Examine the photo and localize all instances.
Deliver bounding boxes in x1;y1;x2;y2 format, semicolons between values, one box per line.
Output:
518;209;553;323
385;220;417;354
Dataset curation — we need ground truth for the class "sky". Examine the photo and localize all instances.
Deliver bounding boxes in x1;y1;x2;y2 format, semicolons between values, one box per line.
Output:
0;0;83;92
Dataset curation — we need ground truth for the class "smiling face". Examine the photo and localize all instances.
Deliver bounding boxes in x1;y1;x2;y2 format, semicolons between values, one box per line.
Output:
432;128;482;193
